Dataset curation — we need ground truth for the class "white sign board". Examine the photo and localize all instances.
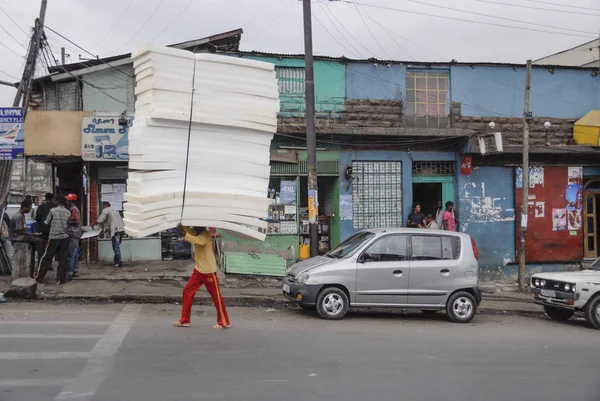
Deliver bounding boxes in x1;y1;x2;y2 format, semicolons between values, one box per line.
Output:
81;116;134;161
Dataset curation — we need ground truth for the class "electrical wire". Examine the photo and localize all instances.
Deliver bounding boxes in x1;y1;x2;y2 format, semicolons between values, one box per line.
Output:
312;10;362;58
0;5;29;36
244;0;295;44
0;67;18;81
525;0;600;12
349;0;392;59
0;41;25;58
110;0;167;54
91;0;137;49
344;1;597;38
316;2;365;58
0;22;29;49
475;0;600;17
148;0;197;43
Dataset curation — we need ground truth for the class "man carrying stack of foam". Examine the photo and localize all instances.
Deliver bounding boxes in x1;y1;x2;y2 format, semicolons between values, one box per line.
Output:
123;46;280;242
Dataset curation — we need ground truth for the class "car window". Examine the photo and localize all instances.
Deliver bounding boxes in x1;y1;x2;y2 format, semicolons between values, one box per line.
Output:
327;231;375;259
412;235;458;261
362;235;408;262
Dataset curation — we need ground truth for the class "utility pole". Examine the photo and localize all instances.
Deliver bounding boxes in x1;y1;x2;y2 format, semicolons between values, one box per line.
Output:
0;0;48;206
302;0;319;257
61;47;66;65
518;60;532;292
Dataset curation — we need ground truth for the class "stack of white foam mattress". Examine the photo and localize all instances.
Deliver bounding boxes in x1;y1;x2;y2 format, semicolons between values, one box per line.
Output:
123;45;279;241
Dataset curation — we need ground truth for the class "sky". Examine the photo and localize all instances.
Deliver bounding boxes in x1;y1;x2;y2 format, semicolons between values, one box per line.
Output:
0;0;599;106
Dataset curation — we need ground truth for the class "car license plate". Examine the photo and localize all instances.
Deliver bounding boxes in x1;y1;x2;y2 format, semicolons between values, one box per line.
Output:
541;289;556;298
282;284;291;293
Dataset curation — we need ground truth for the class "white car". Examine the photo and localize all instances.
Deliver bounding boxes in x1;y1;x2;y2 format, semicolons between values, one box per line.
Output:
530;259;600;330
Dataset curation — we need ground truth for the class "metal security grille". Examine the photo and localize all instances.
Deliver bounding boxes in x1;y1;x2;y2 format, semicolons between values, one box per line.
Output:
276;67;305;95
412;161;456;176
352;161;402;229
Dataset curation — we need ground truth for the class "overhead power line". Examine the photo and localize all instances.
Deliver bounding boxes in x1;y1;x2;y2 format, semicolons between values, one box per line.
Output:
149;0;197;43
0;67;19;81
525;0;600;12
0;22;28;49
319;2;375;58
111;0;167;54
0;41;25;58
476;0;600;17
350;0;392;59
311;9;362;58
316;2;365;58
337;1;597;38
92;0;137;49
0;5;29;36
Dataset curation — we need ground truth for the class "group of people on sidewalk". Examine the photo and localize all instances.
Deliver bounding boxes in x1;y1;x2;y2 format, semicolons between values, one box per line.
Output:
407;201;458;231
8;193;125;284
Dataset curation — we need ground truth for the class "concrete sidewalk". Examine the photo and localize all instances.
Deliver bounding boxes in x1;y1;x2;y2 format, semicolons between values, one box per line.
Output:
0;261;541;315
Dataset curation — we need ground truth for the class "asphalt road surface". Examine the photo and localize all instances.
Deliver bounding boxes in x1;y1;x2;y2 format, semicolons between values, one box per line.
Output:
0;303;598;401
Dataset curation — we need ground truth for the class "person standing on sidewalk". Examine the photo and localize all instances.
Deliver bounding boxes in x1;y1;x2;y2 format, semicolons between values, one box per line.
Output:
36;193;56;272
10;199;44;273
442;201;457;232
34;195;71;284
95;202;125;268
172;224;230;329
65;194;83;280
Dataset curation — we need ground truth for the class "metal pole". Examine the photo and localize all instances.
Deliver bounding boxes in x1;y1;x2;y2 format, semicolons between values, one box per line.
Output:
302;0;319;257
518;60;532;293
61;47;66;65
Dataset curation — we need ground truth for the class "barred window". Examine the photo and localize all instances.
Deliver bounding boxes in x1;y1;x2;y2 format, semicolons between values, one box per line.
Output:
405;70;450;129
352;161;403;229
276;67;305;95
412;161;456;177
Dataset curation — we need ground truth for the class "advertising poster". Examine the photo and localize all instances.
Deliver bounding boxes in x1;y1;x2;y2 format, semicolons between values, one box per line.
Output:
340;194;353;221
567;209;582;231
279;180;297;204
565;184;582;210
516;167;544;189
81;115;134;161
0;107;24;160
567;167;583;185
534;202;545;218
552;208;567;231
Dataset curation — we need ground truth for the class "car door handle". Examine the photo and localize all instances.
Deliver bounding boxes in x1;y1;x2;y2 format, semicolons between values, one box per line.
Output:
440;269;450;275
393;270;403;277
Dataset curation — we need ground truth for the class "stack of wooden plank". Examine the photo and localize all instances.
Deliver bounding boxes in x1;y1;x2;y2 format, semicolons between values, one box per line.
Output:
123;46;279;241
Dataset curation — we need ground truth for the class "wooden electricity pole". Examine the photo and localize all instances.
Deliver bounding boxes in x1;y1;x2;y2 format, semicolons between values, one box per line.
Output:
518;60;532;292
302;0;319;257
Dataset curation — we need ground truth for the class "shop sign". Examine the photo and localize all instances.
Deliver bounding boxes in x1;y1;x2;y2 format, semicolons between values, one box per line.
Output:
81;115;134;161
0;107;24;160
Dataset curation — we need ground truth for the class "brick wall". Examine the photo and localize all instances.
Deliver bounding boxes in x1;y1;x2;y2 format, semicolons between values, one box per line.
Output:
454;116;576;148
37;81;81;111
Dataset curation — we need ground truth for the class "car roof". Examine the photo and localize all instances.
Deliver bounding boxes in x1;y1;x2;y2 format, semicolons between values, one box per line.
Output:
361;227;471;239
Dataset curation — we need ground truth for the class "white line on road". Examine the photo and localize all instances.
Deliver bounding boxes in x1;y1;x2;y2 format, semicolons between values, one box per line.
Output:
0;379;66;388
54;304;142;401
0;334;103;339
0;352;90;360
0;320;110;325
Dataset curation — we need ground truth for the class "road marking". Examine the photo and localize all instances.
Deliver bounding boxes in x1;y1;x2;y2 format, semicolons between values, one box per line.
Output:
0;321;110;325
0;352;90;360
0;334;103;339
0;379;65;388
54;304;142;401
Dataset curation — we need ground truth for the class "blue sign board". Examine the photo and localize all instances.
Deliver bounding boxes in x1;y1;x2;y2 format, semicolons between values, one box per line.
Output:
81;115;134;161
0;107;25;160
280;180;297;204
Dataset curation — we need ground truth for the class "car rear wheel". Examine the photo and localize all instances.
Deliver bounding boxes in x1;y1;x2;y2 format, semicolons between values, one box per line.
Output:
446;291;477;323
543;305;574;321
584;295;600;330
316;287;349;320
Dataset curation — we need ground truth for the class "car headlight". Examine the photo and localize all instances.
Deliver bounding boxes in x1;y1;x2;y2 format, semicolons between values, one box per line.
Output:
564;283;570;292
540;280;546;287
534;279;540;287
296;271;310;285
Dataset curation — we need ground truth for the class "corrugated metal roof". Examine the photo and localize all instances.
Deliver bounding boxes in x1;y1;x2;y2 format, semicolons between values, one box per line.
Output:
575;110;600;128
226;50;600;70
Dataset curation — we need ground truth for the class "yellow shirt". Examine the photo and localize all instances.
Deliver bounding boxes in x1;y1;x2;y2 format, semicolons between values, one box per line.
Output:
183;227;217;274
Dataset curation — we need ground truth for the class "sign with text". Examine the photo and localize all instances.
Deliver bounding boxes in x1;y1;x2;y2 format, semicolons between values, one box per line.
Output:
81;115;134;161
0;107;24;160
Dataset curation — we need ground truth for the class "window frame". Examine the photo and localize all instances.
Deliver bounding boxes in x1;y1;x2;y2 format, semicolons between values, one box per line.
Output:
405;69;450;128
409;234;460;261
358;234;409;263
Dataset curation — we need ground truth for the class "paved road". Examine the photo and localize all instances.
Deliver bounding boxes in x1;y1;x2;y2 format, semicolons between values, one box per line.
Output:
0;303;598;401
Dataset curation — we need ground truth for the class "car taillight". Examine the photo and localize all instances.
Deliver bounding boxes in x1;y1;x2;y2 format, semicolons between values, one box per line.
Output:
470;236;479;260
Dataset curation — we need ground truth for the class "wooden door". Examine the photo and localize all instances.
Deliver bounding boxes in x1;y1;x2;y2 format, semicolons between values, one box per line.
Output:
584;193;597;258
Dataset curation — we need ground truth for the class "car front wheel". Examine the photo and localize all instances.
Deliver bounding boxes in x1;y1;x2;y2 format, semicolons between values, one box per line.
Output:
543;305;574;321
316;287;349;320
446;291;477;323
584;295;600;330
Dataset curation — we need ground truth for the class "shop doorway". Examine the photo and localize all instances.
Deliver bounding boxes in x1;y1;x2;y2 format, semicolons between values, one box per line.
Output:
412;183;442;217
583;179;600;259
299;176;339;253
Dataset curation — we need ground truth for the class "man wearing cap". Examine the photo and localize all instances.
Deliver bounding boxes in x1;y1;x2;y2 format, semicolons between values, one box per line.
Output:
172;224;230;329
35;195;71;284
65;194;83;279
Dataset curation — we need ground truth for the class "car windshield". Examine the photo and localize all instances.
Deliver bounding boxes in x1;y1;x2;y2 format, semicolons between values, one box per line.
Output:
327;231;375;259
589;257;600;270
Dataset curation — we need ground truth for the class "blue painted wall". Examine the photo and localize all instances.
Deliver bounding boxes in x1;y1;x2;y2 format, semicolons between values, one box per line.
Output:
457;166;516;279
339;151;458;242
451;65;600;119
346;63;405;100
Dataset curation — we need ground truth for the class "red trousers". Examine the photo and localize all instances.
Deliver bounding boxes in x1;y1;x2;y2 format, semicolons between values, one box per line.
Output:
180;270;230;327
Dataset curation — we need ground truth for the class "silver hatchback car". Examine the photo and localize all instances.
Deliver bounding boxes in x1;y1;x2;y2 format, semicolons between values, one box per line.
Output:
283;228;482;323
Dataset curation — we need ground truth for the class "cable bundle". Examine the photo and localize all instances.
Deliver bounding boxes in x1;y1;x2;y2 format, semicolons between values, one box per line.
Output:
123;45;279;241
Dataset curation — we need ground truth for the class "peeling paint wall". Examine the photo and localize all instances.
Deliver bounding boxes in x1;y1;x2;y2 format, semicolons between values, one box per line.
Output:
458;167;516;278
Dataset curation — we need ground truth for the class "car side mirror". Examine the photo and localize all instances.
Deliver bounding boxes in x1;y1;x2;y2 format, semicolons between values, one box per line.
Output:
360;253;373;263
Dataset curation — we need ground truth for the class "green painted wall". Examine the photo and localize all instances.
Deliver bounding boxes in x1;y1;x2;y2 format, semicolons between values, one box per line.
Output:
220;231;298;259
238;56;346;118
